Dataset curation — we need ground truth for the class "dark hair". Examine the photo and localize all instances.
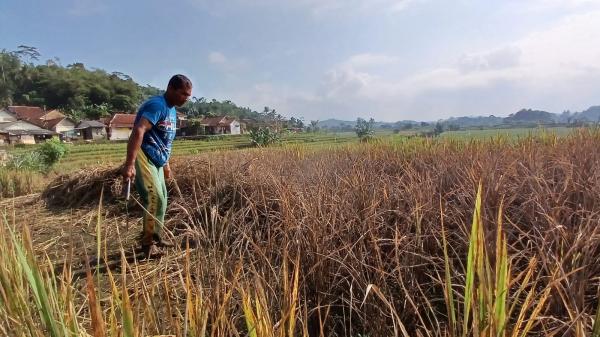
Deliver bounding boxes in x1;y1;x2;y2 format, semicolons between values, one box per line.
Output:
167;74;192;90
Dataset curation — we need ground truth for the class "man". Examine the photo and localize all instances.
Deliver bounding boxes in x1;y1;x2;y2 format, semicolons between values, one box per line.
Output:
121;74;192;257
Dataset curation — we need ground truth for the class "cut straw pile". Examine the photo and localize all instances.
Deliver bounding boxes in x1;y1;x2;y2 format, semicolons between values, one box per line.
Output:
42;166;123;208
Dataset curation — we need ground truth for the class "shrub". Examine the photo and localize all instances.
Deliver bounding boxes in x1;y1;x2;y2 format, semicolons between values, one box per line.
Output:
355;117;375;141
249;127;280;147
6;151;45;171
37;137;69;167
6;137;69;172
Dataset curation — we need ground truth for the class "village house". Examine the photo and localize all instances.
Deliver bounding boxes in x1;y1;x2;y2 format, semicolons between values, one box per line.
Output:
199;116;242;135
176;112;188;128
0;120;55;145
76;120;107;141
3;106;76;139
108;112;190;139
176;112;193;136
108;113;136;140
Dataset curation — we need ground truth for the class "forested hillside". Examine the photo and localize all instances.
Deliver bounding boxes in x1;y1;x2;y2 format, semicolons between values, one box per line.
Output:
0;46;290;124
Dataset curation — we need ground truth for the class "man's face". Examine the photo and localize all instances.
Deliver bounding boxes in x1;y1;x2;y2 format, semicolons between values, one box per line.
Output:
171;85;192;107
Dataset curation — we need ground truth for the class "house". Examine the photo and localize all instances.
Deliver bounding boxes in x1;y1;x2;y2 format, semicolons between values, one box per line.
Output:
76;120;107;141
176;112;188;128
41;117;78;140
3;106;45;121
0;120;55;145
108;113;136;140
176;112;192;136
199;116;242;135
4;106;76;139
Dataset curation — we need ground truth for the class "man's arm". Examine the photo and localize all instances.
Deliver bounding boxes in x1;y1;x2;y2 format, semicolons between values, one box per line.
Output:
121;118;153;180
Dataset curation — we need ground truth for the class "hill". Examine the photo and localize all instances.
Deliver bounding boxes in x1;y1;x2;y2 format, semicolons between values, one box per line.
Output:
0;47;276;124
573;106;600;122
503;109;556;124
442;115;504;127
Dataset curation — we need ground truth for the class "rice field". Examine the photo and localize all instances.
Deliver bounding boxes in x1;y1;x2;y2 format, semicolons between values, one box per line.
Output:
5;127;575;171
439;126;572;139
7;132;360;170
1;127;599;336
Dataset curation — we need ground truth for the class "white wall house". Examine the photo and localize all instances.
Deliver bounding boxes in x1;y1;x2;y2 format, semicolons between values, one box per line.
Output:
110;127;132;140
230;120;241;135
54;119;76;134
0;120;55;145
199;116;243;135
108;113;136;141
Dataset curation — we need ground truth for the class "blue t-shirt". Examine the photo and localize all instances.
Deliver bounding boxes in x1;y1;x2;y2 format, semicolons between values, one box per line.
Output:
135;95;177;167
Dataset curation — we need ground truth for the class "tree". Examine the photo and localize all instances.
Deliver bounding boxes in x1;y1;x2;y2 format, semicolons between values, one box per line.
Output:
0;50;21;106
289;117;304;129
446;123;460;131
308;120;320;133
355;117;375;142
13;45;41;62
0;46;307;126
433;122;444;136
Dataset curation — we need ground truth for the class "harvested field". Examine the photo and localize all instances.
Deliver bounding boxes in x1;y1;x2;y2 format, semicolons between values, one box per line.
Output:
1;129;600;336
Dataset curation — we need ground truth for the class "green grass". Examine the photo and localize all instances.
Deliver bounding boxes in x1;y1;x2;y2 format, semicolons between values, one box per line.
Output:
6;132;360;171
3;127;579;172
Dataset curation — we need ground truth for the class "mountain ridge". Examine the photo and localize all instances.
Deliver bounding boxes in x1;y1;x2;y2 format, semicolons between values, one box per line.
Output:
316;106;600;129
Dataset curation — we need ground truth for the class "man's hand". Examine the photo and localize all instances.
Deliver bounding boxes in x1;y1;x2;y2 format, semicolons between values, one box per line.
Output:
163;163;172;180
121;163;136;181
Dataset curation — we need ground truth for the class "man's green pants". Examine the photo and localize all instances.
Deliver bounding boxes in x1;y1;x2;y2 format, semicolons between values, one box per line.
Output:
134;150;167;246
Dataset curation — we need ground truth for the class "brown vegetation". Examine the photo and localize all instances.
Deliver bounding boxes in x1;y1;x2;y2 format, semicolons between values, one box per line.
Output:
1;130;600;336
0;168;45;198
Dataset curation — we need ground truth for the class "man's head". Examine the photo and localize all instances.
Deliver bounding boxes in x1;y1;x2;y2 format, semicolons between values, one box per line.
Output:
165;74;192;107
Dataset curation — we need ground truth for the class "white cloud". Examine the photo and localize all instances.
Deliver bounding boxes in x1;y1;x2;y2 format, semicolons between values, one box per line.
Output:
297;0;423;16
458;46;522;73
238;9;600;121
207;51;248;74
341;53;400;69
208;51;227;64
523;0;600;10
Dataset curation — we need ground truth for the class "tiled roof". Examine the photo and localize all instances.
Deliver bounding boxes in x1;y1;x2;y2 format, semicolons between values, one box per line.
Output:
110;113;136;128
5;106;68;130
0;121;55;135
77;120;106;128
200;116;237;126
40;118;67;129
44;109;66;120
6;106;46;120
24;116;75;130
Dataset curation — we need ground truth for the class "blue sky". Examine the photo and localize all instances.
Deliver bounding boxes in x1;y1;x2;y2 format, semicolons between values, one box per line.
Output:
2;0;600;121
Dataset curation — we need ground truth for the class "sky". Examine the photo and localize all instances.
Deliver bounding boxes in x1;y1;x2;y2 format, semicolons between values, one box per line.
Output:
2;0;600;122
